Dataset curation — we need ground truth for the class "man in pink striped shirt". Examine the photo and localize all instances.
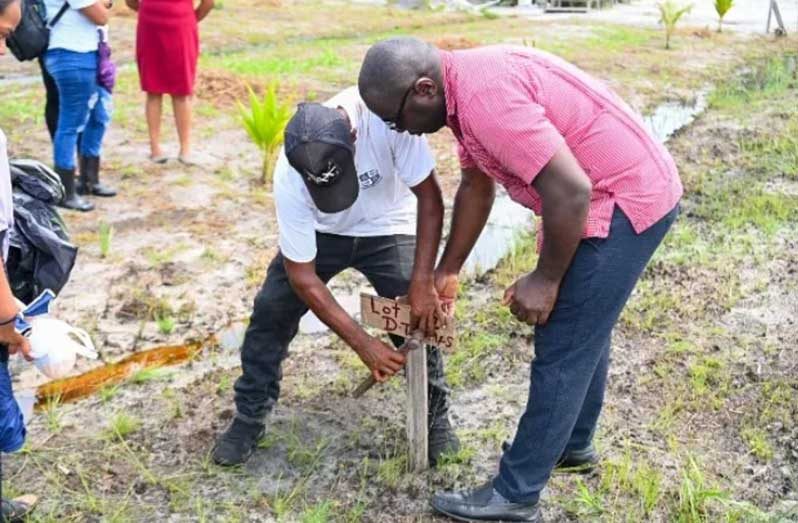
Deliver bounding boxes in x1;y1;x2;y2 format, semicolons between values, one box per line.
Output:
359;38;681;522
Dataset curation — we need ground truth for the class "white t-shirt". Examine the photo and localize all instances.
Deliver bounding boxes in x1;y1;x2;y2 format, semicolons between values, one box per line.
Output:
274;87;435;263
0;130;15;261
45;0;101;53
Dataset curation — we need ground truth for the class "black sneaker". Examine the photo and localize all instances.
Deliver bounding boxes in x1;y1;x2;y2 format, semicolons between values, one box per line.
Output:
429;416;461;467
501;440;599;473
212;417;265;466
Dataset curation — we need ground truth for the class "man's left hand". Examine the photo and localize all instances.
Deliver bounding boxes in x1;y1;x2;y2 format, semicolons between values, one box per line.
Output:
408;278;446;337
502;270;560;325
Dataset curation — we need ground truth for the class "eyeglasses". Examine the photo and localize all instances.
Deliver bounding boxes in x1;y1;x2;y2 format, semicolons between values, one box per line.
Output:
385;83;414;132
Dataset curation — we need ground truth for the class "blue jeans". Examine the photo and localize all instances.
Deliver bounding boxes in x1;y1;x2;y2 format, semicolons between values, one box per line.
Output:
493;205;678;504
44;49;112;169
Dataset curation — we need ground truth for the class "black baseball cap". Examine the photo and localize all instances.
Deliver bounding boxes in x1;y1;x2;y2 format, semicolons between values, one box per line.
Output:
284;103;358;213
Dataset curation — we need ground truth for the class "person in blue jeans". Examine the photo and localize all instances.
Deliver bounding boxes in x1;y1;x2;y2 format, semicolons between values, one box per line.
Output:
44;0;115;212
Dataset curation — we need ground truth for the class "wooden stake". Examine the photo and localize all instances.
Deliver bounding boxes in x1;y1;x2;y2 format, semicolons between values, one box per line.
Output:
405;344;429;472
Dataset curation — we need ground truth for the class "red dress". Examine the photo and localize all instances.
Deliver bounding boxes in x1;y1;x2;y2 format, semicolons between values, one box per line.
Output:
136;0;199;96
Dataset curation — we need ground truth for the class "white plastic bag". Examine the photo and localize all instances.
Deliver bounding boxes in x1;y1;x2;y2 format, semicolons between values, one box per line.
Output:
27;317;98;379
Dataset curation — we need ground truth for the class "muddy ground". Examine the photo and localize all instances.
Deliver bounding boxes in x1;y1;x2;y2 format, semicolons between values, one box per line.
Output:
1;1;797;521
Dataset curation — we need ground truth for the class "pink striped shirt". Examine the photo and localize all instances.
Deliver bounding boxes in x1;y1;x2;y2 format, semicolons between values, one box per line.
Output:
441;46;683;239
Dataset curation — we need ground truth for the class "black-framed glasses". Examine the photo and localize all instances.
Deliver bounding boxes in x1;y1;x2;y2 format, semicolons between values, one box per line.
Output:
385;83;414;131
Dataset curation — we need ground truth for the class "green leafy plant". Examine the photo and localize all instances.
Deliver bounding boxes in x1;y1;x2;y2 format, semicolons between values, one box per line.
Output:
238;83;293;185
714;0;733;32
657;0;693;49
98;222;113;258
155;315;175;335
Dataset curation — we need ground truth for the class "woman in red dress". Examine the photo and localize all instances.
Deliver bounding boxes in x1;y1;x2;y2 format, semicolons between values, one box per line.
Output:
125;0;214;164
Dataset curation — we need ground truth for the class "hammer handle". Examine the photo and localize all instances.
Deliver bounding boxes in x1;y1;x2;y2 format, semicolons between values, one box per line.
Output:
352;333;424;398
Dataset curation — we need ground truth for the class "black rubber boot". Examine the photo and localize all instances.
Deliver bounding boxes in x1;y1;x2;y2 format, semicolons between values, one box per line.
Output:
429;415;461;467
78;156;116;197
1;495;38;523
55;166;94;212
212;417;265;466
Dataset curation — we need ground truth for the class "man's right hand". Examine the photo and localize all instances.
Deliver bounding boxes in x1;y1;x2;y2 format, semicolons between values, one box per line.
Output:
354;335;406;383
434;269;459;316
0;323;32;361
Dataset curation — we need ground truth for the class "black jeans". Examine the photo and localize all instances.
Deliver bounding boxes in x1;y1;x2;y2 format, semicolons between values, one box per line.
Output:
233;233;451;426
38;56;59;141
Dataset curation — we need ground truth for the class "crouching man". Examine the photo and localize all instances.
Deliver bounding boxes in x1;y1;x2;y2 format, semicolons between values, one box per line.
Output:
213;87;459;467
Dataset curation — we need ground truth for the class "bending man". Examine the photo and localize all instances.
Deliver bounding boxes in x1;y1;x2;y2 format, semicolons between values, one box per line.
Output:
213;87;459;467
359;38;681;522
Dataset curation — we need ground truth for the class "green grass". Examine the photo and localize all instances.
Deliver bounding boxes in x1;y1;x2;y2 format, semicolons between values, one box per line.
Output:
740;427;774;462
131;367;176;384
98;222;114;258
205;47;344;78
104;412;142;441
445;331;507;388
709;55;797;111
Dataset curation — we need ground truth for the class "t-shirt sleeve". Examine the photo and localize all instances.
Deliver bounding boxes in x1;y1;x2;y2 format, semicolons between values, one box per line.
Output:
69;0;98;9
273;157;317;263
462;76;565;185
391;131;436;188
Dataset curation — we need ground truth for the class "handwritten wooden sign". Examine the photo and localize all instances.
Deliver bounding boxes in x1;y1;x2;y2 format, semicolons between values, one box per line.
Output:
360;293;456;350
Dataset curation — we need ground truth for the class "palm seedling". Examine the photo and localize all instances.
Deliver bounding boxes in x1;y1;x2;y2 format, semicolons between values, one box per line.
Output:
714;0;733;32
238;83;293;185
657;0;693;49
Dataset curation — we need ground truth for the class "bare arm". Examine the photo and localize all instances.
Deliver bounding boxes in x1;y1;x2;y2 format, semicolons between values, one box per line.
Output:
283;258;405;381
436;167;495;275
80;1;110;25
195;0;214;21
407;172;445;334
503;145;591;325
0;256;31;360
531;146;592;284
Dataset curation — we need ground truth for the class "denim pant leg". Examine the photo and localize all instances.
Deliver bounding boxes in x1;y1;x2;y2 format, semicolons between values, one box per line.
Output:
233;235;350;423
567;335;611;452
493;206;678;504
45;50;98;170
352;235;451;424
80;88;112;158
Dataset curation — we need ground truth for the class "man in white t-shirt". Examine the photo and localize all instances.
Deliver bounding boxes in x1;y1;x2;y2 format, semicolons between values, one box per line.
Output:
213;89;459;467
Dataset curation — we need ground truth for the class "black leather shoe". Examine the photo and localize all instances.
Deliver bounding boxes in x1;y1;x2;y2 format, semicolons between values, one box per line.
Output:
78;155;116;197
431;480;541;522
429;416;461;467
212;417;265;466
55;166;94;212
501;440;599;473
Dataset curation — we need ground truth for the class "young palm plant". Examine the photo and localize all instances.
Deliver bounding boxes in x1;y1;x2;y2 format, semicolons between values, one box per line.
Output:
238;83;293;185
714;0;733;32
657;0;693;50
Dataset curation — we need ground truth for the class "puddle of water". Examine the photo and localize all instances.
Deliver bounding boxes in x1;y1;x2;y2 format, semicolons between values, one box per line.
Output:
642;90;709;143
299;291;362;334
462;192;535;276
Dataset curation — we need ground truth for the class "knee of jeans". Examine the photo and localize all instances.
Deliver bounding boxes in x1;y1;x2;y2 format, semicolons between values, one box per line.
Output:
253;291;300;325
